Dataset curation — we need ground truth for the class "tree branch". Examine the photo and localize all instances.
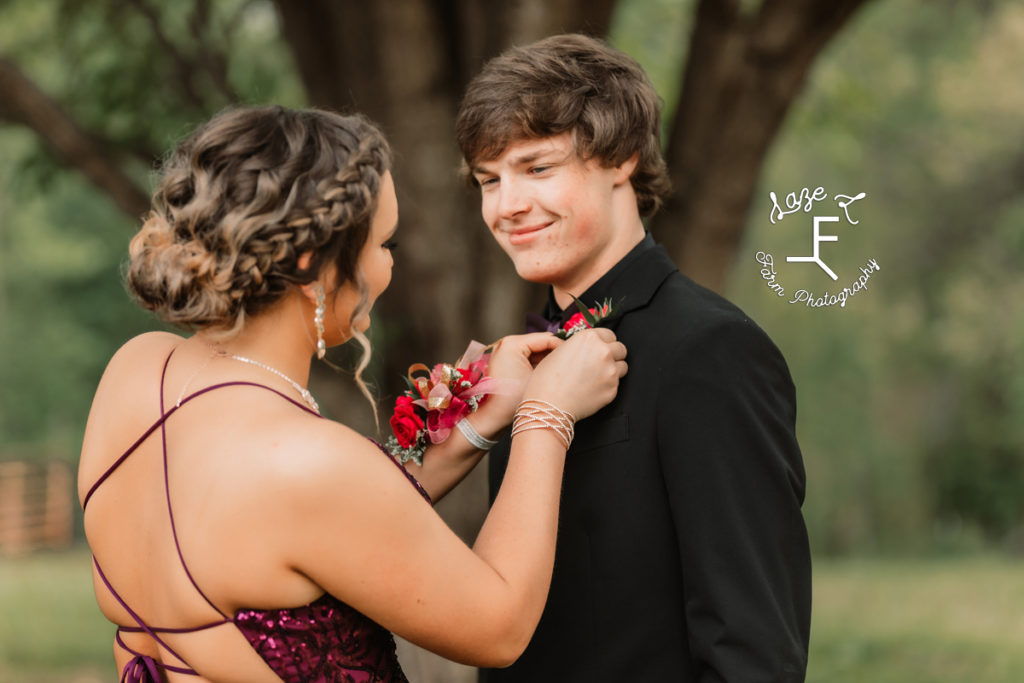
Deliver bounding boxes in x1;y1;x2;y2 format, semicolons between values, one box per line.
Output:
122;0;210;110
188;0;241;103
651;0;872;292
508;0;617;43
271;0;386;115
0;56;150;219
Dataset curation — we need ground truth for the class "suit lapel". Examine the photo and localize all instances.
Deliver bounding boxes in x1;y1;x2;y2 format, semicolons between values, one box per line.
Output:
542;235;680;330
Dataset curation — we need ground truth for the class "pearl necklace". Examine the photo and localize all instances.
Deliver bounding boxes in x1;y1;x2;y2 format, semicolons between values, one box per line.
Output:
220;352;320;414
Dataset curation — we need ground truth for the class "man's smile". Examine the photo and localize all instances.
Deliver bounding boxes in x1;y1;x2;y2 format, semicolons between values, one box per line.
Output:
505;221;553;246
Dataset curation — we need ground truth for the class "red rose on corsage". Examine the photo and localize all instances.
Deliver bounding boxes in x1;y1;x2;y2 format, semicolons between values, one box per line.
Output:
390;396;424;449
556;297;616;339
386;341;513;466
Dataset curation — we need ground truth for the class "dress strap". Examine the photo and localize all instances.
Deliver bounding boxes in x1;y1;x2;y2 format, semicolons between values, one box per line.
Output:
93;556;211;677
117;649;162;683
370;439;433;505
81;353;177;510
86;346;324;678
81;379;317;511
83;345;320;512
155;347;323;619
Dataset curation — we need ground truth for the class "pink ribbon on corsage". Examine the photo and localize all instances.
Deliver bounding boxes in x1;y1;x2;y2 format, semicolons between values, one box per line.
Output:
407;340;516;444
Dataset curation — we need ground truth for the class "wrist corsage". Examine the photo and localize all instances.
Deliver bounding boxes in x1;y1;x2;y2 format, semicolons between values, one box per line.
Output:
386;341;506;466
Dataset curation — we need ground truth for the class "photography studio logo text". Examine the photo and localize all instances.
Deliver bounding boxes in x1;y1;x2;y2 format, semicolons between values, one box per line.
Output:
755;186;879;309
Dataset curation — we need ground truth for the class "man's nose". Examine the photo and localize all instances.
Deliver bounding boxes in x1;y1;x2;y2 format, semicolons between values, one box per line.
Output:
497;179;531;220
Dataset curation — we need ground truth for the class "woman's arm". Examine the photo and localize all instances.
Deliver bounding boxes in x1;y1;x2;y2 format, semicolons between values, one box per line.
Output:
281;329;626;666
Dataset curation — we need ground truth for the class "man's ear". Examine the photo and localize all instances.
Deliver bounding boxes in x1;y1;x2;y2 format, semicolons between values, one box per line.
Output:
613;153;640;185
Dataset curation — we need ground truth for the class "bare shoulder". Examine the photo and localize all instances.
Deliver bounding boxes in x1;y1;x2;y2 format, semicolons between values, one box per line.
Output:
87;331;181;410
79;332;184;498
250;412;427;531
106;331;183;375
242;412;441;606
258;414;395;489
87;331;183;399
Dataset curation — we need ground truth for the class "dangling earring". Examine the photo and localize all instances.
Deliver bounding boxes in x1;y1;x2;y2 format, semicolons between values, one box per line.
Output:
314;285;326;359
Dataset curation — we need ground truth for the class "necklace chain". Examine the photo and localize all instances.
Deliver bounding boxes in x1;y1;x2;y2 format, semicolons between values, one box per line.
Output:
175;350;216;407
220;352;320;414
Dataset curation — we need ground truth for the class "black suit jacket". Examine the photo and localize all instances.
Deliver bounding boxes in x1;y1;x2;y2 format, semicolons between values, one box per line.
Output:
481;236;811;682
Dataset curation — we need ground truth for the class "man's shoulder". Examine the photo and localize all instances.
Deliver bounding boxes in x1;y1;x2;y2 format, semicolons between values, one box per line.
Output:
619;268;785;372
634;269;758;338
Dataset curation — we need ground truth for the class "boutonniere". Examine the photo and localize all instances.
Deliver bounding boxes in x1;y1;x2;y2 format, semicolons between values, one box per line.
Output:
554;295;618;339
386;341;508;466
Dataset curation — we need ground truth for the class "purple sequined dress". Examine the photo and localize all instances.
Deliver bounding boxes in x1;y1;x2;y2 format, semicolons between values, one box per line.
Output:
83;351;428;683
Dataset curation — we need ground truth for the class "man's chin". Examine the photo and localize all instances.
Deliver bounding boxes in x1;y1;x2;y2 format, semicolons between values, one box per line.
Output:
514;263;566;287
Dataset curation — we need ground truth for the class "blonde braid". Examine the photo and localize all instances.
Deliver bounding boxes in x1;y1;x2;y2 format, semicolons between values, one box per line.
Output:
127;107;390;337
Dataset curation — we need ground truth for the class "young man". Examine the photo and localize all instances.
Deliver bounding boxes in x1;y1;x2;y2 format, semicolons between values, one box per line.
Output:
456;34;811;682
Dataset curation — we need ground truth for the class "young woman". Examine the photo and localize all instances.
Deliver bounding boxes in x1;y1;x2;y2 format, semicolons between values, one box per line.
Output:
77;105;626;683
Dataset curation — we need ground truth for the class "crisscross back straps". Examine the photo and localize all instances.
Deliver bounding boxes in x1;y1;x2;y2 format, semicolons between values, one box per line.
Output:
93;556;209;677
81;378;315;510
154;350;320;620
83;350;319;511
83;346;324;668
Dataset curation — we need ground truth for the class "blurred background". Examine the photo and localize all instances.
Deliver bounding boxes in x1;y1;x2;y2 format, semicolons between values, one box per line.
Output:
1;0;1021;681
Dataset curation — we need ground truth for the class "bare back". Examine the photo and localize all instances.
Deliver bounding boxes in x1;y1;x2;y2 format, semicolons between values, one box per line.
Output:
80;332;367;681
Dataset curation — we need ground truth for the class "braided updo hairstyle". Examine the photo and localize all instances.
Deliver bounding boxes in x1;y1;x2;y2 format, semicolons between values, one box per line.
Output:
127;106;390;411
127;105;390;338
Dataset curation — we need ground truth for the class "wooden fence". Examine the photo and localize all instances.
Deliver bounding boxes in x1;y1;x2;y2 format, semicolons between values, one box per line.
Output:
0;460;74;555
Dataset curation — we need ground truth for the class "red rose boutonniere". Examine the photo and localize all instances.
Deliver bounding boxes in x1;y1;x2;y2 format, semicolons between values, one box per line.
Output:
555;296;617;339
386;341;508;466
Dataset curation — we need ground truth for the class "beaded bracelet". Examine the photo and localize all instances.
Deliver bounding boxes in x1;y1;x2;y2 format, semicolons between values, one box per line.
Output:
456;417;499;451
510;399;576;450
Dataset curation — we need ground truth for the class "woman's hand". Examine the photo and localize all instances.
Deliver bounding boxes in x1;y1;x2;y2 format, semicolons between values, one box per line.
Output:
409;333;561;500
468;333;564;437
523;328;627;420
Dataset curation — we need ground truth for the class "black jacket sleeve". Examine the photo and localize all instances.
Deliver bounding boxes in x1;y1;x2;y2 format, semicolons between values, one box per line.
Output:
657;315;811;683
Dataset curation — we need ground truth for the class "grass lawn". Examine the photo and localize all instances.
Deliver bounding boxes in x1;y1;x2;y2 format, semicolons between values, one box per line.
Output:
2;547;1023;681
0;547;108;683
809;555;1024;682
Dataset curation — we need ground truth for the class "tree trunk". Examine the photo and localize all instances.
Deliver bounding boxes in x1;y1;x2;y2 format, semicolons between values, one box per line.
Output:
273;0;618;379
273;3;617;680
0;0;873;677
651;0;872;293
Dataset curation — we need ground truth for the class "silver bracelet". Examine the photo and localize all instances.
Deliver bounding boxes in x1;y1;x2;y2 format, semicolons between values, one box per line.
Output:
456;417;499;451
510;399;576;450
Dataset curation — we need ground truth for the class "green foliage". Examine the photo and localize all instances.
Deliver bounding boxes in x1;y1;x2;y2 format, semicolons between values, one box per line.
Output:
2;0;1022;554
730;0;1024;552
0;548;112;679
609;0;694;133
5;549;1024;681
608;0;1024;553
0;0;303;458
809;556;1024;682
0;129;154;456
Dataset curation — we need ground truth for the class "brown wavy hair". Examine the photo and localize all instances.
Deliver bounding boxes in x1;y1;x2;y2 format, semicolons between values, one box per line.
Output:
455;33;671;217
126;106;391;403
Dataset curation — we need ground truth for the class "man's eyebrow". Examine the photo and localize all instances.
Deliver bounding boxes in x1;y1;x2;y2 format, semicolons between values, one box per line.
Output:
472;150;561;176
509;151;547;166
469;163;493;177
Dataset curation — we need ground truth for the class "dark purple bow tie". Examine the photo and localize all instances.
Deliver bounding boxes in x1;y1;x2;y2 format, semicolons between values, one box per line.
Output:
525;312;561;334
